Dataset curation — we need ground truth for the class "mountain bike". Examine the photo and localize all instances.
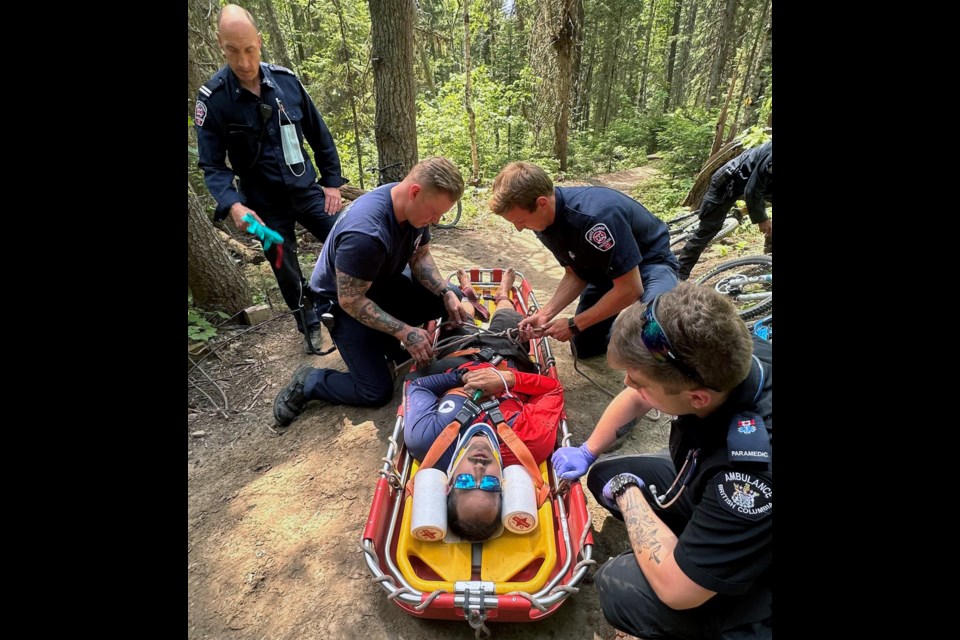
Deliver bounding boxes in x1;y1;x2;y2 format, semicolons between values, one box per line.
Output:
666;209;740;251
694;255;772;320
361;161;463;229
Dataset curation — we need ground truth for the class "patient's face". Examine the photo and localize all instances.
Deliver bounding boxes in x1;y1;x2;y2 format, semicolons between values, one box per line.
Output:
453;490;501;529
450;434;503;483
449;434;503;526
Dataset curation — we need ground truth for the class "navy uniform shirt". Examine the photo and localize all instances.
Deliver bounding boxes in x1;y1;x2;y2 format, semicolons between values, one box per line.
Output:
308;184;431;300
194;62;346;220
535;186;678;287
666;335;773;596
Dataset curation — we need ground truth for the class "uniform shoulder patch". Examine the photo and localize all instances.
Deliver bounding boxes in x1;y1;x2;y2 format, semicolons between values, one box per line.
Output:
584;223;615;251
197;77;225;99
194;100;208;127
713;470;772;521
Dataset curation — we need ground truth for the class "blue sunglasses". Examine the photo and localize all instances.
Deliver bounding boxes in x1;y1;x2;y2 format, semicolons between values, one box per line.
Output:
640;296;714;390
452;473;502;492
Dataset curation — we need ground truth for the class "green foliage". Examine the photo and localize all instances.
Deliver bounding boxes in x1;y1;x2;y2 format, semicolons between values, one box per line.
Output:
418;65;538;183
738;98;773;149
632;175;694;219
658;107;718;177
568;117;653;176
188;307;229;343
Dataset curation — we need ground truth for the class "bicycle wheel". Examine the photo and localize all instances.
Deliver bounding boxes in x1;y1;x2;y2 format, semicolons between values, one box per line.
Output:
670;217;740;252
712;216;740;242
695;256;772;320
668;214;700;236
433;199;463;229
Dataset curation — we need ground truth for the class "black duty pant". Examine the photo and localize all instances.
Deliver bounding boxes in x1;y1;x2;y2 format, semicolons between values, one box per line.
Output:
676;195;740;280
247;182;339;333
587;454;772;640
303;270;461;407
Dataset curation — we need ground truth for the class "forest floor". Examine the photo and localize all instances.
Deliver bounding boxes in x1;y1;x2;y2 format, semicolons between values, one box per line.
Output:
187;162;767;640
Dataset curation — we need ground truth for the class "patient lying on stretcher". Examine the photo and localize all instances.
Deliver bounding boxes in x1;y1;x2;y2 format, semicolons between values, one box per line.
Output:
404;268;564;541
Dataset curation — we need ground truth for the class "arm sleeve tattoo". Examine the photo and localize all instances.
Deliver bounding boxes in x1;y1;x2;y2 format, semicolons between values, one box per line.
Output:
409;246;448;297
619;487;666;566
336;270;404;334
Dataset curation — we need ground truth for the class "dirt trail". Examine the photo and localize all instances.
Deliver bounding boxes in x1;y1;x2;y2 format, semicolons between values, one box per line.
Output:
187;165;765;640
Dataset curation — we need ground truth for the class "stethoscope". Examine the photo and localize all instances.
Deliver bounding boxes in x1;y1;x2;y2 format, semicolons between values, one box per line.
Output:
648;356;765;509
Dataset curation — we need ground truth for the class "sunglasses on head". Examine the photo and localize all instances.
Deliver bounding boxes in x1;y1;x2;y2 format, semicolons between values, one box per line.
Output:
451;473;502;492
640;296;714;390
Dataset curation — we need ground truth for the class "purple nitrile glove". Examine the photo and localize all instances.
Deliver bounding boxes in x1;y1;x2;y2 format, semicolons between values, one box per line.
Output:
600;473;646;510
552;443;598;481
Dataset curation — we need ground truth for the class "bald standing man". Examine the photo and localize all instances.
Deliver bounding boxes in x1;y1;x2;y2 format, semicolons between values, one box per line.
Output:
194;4;347;354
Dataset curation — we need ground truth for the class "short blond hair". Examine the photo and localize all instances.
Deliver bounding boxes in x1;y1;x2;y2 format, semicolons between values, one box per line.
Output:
489;161;554;216
408;156;465;201
609;282;754;393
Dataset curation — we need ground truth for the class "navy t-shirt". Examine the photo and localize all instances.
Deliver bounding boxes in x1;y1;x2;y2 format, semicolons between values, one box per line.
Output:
535;186;677;286
309;183;431;298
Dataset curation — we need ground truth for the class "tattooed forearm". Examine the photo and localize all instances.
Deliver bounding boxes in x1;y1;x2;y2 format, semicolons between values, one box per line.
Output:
336;270;372;303
357;300;404;334
409;247;447;296
336;270;405;334
619;487;666;565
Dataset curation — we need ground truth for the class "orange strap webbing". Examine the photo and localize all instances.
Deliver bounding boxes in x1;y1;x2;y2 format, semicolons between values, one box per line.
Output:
404;388;471;497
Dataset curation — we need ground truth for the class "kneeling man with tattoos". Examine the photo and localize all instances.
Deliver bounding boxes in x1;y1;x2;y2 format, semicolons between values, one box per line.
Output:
272;157;469;424
551;281;772;639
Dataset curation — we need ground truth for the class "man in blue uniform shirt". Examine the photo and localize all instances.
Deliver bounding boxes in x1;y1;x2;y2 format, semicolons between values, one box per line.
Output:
194;4;347;353
552;281;773;639
271;157;470;425
488;161;679;359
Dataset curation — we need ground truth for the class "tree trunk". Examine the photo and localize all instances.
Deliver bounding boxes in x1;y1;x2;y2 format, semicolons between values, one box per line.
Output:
672;0;697;110
680;140;744;208
289;2;308;67
571;0;586;131
417;31;436;94
745;7;772;130
368;0;419;181
256;0;295;71
710;49;741;155
706;0;738;109
598;4;625;132
463;3;480;184
663;0;682;112
331;0;366;189
188;182;252;315
187;0;221;118
637;0;658;111
552;0;580;171
576;37;596;131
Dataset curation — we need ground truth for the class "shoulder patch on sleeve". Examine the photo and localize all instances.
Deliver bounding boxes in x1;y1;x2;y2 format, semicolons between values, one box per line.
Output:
585;223;615;251
713;470;772;521
198;77;224;99
194;100;208;127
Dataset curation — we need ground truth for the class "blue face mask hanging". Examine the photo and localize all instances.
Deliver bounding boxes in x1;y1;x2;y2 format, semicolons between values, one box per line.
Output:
276;98;305;176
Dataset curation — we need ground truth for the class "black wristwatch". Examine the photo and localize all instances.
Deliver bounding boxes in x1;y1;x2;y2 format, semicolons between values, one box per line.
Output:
568;317;581;336
607;473;642;499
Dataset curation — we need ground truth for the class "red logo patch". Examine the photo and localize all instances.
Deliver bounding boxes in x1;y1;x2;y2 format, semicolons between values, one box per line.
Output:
510;515;532;530
585;223;615;251
195;101;207;127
